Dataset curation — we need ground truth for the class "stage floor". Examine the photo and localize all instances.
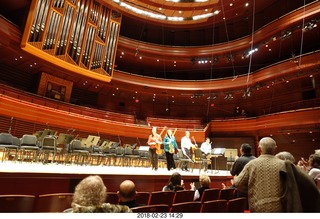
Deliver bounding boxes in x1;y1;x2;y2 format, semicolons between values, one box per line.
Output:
0;161;232;194
0;161;231;177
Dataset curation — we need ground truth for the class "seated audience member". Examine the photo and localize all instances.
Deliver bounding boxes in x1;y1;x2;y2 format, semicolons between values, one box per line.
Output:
298;154;320;191
66;175;132;213
118;180;144;208
191;174;211;201
162;172;184;192
275;151;296;163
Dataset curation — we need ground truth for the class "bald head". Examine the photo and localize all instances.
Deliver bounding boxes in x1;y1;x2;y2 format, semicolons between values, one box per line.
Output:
259;137;277;155
118;180;136;202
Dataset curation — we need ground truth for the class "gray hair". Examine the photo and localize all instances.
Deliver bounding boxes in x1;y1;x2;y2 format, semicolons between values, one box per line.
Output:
259;137;277;154
275;151;295;163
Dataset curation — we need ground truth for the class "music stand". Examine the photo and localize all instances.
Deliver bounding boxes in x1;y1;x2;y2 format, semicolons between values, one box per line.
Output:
84;135;100;148
211;148;226;173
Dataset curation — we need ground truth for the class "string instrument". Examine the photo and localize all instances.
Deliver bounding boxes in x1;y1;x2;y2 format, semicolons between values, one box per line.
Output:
191;136;198;160
155;126;167;155
169;128;177;154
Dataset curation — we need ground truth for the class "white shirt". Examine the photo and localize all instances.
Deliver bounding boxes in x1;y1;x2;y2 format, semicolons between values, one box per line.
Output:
200;142;211;154
181;136;193;155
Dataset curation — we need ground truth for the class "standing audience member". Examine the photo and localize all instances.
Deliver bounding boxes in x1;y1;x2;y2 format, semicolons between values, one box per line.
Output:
162;172;184;192
191;174;211;201
66;175;132;213
234;137;320;212
275;151;296;163
118;180;144;208
163;129;179;171
233;137;285;212
180;131;196;171
147;127;162;171
230;143;256;176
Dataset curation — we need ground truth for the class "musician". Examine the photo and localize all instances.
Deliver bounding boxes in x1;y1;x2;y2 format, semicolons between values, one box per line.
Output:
147;127;162;171
163;129;179;171
180;131;197;171
200;137;212;156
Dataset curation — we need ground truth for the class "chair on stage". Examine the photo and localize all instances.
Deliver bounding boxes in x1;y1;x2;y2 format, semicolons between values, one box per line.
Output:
65;139;90;165
200;188;221;203
227;197;248;212
172;190;194;205
18;134;40;163
0;133;19;162
219;188;236;201
176;149;193;171
200;199;228;213
131;204;170;213
136;192;150;205
148;191;175;207
170;201;202;213
191;148;208;173
122;145;139;167
106;192;119;204
0;195;35;212
38;135;61;164
33;193;73;212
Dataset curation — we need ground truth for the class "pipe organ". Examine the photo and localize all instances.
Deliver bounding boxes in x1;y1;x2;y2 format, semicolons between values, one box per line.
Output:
21;0;122;82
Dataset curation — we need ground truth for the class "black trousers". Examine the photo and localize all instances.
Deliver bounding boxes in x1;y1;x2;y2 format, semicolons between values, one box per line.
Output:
165;151;176;170
149;148;158;170
181;148;191;170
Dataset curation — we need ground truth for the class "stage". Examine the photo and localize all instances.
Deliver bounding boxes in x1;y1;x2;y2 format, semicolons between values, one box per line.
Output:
0;161;233;195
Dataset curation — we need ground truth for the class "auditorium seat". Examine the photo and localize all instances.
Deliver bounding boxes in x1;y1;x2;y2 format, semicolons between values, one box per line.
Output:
227;197;248;212
132;204;170;213
200;199;228;212
148;191;175;207
0;195;35;212
33;193;73;212
172;190;194;204
200;188;221;203
219;188;236;200
136;192;150;205
170;201;202;213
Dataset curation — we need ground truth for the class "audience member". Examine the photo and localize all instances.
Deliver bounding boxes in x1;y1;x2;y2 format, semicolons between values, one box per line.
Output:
162;172;184;192
275;151;296;163
234;137;320;212
191;174;211;201
66;175;132;213
298;154;320;191
233;137;285;212
118;180;144;208
230;143;256;176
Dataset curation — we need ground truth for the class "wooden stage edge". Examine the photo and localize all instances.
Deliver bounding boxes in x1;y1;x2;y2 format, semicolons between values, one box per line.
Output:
0;161;233;195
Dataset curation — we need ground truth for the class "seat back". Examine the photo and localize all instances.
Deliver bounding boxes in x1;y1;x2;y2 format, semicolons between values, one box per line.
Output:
12;136;20;146
132;204;169;213
172;190;194;204
148;191;175;207
170;201;202;213
106;192;119;204
219;188;236;200
193;148;203;161
0;195;35;212
42;136;56;149
201;199;228;212
34;193;73;212
20;134;37;146
200;188;220;203
136;192;150;205
0;133;13;145
227;197;248;212
70;139;83;150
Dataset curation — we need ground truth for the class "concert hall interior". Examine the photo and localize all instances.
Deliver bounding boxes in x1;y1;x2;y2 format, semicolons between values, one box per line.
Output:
0;0;320;212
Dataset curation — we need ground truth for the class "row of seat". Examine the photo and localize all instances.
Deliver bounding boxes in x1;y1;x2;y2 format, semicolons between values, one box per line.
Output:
0;188;239;213
131;198;248;213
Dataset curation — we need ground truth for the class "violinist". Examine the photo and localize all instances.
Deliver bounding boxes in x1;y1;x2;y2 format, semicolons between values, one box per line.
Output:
147;126;162;171
163;129;179;171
